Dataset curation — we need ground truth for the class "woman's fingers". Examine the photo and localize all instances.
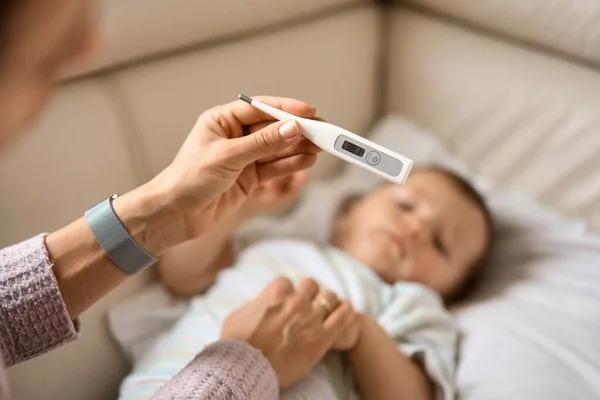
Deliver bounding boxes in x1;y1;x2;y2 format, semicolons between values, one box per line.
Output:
263;171;302;192
247;116;326;135
250;276;295;311
220;278;294;342
312;289;341;320
256;153;318;183
266;172;307;197
323;301;356;337
296;277;320;301
257;137;321;163
247;122;321;163
245;120;276;135
270;278;317;331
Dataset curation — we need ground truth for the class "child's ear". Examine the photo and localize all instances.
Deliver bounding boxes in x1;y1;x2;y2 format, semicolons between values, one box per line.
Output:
335;194;363;219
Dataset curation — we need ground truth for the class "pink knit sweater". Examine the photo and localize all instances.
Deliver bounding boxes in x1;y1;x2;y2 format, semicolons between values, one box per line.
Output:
0;235;278;399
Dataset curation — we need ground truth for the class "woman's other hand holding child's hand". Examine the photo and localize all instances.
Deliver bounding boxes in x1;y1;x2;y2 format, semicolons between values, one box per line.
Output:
221;277;358;388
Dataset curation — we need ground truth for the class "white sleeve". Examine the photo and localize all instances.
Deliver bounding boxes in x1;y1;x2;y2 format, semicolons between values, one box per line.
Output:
378;283;458;400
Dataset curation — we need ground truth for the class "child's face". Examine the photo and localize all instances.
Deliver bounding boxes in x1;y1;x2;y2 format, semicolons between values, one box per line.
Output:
332;170;488;297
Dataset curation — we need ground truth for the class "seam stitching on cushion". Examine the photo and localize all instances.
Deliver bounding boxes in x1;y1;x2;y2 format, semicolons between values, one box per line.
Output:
99;76;154;185
376;2;392;119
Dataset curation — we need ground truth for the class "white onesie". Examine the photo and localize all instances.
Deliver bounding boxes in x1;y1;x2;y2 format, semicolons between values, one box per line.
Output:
119;240;458;400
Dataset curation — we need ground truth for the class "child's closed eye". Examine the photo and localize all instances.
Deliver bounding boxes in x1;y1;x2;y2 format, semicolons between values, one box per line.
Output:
433;234;447;256
396;200;414;212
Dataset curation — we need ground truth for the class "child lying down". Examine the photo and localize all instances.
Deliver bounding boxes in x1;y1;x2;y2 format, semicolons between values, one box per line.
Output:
118;166;493;400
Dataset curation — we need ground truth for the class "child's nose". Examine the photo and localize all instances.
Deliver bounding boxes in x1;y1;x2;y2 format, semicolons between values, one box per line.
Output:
403;215;432;243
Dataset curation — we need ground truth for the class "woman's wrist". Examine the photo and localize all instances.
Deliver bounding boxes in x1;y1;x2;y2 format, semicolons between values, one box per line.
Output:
111;183;188;257
112;179;261;258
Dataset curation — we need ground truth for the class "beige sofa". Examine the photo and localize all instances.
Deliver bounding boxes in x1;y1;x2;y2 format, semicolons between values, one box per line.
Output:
1;0;599;398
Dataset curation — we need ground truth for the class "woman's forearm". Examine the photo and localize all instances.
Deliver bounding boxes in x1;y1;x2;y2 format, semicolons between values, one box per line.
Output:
45;183;181;318
348;315;434;400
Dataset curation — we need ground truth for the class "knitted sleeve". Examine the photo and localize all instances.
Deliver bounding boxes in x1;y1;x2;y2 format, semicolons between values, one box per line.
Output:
151;340;278;400
0;234;79;366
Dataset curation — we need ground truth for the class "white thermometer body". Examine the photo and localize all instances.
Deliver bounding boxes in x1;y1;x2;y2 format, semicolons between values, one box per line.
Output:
239;94;413;184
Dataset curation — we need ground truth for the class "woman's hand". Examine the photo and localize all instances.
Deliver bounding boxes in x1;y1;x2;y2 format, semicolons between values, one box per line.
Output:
45;97;321;319
135;96;321;256
238;171;308;218
47;96;320;319
221;277;357;388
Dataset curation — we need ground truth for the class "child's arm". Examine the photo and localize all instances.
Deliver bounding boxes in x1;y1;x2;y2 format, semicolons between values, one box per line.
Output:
156;211;245;296
347;315;434;400
157;172;307;296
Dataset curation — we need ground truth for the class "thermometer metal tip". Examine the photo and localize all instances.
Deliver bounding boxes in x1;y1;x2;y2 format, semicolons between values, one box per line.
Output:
238;94;253;104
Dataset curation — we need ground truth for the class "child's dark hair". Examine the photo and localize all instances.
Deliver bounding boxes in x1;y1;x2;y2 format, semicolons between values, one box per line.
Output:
335;166;494;302
0;1;19;56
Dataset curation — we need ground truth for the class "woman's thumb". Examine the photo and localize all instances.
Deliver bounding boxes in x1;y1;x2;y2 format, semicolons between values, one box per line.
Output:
226;120;302;167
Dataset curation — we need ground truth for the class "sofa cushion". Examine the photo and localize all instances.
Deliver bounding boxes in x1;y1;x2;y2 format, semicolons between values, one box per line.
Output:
71;0;372;77
110;7;381;180
0;81;141;246
401;0;600;67
387;9;600;230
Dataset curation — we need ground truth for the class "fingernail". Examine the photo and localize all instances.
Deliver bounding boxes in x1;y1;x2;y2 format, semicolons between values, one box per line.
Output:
279;120;300;139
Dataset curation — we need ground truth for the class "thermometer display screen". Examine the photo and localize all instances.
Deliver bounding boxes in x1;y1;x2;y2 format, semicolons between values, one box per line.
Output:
342;140;365;157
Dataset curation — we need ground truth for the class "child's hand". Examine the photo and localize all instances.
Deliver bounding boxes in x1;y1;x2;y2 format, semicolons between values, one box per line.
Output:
331;312;363;351
240;171;308;217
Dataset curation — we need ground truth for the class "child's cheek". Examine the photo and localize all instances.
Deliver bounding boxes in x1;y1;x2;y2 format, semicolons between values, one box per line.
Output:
409;252;438;285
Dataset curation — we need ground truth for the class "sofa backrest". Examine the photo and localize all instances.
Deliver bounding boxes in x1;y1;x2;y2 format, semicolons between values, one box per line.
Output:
0;1;377;399
2;0;600;398
388;0;600;229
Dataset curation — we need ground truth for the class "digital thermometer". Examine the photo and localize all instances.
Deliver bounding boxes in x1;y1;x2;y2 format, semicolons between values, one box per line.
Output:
238;94;413;184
